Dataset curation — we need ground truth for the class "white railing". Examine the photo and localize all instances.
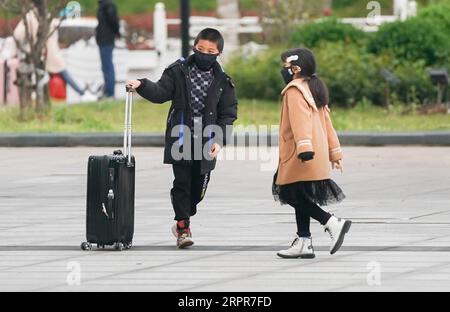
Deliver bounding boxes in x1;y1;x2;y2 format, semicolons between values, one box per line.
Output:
166;15;263;36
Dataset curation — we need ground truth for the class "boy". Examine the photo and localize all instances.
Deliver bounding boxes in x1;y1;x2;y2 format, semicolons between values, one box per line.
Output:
127;28;238;249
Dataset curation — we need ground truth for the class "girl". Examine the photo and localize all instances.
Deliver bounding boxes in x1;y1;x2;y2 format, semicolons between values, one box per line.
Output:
273;48;351;259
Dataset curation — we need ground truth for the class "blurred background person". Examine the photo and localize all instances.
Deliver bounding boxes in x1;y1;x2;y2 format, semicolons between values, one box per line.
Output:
95;0;120;99
13;0;97;103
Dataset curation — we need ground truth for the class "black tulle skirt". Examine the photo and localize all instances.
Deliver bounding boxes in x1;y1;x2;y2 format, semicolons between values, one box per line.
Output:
272;171;345;206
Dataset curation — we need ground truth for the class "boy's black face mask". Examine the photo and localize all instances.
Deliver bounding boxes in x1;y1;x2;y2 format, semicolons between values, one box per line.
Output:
280;67;294;84
193;48;219;71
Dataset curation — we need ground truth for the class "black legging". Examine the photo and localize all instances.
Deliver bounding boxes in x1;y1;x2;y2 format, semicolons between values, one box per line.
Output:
289;198;332;238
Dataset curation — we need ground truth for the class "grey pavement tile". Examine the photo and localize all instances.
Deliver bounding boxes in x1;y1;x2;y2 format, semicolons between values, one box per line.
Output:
0;147;449;291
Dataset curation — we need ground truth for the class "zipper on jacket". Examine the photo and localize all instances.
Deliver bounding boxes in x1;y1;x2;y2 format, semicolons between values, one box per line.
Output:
182;63;193;148
167;108;175;125
184;69;193;109
179;112;184;146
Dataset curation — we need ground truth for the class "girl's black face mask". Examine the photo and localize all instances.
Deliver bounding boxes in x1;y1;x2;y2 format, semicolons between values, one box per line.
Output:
280;67;294;84
193;49;219;71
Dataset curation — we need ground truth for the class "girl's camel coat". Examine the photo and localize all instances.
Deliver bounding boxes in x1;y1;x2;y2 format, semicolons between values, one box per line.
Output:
275;79;343;185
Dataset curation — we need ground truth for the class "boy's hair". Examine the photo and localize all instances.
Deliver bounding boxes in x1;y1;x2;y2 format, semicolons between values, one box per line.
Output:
194;28;224;53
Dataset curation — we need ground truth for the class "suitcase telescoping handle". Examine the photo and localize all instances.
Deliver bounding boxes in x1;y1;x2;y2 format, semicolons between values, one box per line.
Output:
123;86;134;166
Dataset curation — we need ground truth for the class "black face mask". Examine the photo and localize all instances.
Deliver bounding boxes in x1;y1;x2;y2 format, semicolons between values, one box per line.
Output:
280;67;294;84
193;49;219;71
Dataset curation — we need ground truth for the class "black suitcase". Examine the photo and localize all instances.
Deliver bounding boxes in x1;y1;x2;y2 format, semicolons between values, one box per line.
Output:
81;87;135;251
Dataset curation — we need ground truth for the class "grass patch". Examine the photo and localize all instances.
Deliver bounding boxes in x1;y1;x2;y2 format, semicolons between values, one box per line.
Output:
332;104;450;132
0;100;169;132
0;99;449;133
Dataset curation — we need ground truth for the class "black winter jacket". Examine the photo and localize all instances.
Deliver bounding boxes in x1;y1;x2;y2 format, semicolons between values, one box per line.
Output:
95;0;120;46
136;55;238;174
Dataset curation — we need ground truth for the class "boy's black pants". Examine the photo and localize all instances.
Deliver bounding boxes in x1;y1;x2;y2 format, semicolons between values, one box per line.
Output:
171;160;211;221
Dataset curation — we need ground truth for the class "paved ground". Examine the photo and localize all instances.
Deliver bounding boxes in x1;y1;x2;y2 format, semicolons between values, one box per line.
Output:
0;146;449;292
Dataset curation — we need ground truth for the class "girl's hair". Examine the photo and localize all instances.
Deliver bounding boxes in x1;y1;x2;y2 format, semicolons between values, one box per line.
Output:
281;48;329;108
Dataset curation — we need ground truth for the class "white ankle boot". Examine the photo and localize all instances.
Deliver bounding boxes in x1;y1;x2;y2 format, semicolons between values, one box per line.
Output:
324;215;352;255
277;236;315;259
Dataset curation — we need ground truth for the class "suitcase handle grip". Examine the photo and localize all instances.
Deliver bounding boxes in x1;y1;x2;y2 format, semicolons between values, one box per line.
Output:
123;86;133;166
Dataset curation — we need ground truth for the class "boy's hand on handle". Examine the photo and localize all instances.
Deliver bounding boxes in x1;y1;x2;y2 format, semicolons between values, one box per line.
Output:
208;143;221;158
332;159;344;173
126;80;141;90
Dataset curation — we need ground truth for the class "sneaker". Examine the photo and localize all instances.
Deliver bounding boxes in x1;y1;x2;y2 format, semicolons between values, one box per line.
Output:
324;215;352;255
172;220;193;249
177;230;194;249
170;221;192;238
277;236;315;259
79;91;98;103
171;220;193;238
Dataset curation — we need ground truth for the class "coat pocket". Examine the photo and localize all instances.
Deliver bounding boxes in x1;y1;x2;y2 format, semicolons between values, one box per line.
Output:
280;136;296;164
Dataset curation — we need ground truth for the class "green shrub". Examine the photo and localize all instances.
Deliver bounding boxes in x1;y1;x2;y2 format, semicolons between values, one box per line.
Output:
390;60;435;105
289;18;367;48
77;0;217;15
313;42;386;107
239;0;257;10
227;3;447;107
418;2;450;37
419;2;450;20
332;0;359;9
226;48;285;101
316;45;435;107
226;41;435;107
367;15;450;65
226;43;385;107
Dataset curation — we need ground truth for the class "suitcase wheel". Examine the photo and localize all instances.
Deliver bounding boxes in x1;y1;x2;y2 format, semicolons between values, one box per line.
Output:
114;242;124;251
81;242;92;251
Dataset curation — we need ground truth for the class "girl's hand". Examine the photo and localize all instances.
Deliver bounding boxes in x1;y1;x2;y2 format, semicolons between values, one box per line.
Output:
332;159;343;173
126;79;141;89
208;143;221;158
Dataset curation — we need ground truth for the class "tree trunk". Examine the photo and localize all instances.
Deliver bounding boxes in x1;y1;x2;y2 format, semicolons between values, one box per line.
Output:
258;0;331;44
2;0;66;119
16;58;33;120
18;80;31;121
217;0;240;59
34;0;51;113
